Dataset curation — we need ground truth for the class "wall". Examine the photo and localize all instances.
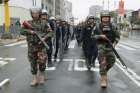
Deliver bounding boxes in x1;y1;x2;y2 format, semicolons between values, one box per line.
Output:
0;5;32;26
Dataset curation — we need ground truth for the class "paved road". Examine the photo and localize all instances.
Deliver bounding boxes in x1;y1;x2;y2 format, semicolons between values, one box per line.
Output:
0;39;140;93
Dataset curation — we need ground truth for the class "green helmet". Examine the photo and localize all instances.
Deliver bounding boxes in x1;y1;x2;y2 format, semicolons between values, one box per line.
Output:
100;12;110;17
30;7;41;14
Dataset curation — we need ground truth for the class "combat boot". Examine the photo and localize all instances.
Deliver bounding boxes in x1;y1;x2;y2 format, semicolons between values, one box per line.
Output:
100;74;107;88
30;75;38;87
39;72;46;84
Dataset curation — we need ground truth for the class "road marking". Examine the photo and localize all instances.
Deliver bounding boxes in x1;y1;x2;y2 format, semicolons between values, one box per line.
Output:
74;59;99;72
3;58;16;61
63;59;73;62
120;42;140;49
20;44;27;47
0;79;10;89
0;61;8;67
45;67;56;71
0;57;3;60
68;61;74;71
5;41;26;47
127;68;140;81
116;61;140;87
136;61;140;63
68;40;76;48
118;44;136;51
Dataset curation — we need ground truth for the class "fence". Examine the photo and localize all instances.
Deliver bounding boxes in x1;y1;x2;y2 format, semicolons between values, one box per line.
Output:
0;25;21;39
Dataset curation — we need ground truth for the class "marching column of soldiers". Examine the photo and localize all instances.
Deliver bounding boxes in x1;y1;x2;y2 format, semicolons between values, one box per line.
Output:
21;7;120;88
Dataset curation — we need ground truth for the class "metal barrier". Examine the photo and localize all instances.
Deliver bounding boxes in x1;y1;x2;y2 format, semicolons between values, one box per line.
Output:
0;25;21;39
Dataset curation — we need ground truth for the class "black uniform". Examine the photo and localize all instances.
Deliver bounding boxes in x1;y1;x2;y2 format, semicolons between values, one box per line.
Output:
81;25;99;68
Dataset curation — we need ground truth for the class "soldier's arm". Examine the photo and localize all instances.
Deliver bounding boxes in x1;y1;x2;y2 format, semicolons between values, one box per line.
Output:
20;20;35;36
20;28;31;36
43;24;54;40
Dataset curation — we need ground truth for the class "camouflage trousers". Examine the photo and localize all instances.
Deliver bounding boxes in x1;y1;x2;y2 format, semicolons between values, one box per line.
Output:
28;46;47;75
98;44;116;75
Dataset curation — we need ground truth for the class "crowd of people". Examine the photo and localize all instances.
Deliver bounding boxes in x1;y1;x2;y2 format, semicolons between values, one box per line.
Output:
21;7;120;88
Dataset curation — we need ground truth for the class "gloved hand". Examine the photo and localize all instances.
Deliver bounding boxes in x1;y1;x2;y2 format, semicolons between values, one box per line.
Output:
30;30;36;35
99;35;108;40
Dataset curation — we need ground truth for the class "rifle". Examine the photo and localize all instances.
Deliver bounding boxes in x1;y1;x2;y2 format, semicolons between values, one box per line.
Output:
107;39;127;69
22;21;49;50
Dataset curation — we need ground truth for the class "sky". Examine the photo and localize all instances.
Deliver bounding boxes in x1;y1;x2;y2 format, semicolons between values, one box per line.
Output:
67;0;140;22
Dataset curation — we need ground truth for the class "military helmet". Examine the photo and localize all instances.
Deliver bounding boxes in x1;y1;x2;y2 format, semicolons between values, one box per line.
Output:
87;15;95;20
100;12;111;17
30;7;41;14
50;16;56;20
41;9;48;15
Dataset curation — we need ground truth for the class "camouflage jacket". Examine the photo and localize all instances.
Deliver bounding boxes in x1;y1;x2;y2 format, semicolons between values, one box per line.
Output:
20;20;53;46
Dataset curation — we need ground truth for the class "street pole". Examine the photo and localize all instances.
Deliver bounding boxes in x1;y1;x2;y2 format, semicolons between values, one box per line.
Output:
4;0;10;33
1;0;12;39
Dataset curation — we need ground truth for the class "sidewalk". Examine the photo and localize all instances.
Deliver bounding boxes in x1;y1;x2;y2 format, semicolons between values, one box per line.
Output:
0;36;26;46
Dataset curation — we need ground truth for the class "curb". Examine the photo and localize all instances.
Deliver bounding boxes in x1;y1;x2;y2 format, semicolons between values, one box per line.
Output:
0;37;26;46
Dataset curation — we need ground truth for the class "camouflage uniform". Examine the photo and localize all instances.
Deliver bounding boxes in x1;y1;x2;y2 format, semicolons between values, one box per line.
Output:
97;23;120;75
21;20;53;75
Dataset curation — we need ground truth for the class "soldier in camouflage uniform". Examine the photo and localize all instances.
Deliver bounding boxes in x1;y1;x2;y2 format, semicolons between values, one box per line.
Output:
20;8;53;86
95;13;120;88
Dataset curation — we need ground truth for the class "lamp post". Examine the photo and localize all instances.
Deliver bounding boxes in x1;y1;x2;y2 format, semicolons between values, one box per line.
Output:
1;0;12;39
4;0;10;33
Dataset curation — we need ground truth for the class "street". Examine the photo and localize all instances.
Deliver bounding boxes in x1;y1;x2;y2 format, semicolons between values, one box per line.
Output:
0;37;140;93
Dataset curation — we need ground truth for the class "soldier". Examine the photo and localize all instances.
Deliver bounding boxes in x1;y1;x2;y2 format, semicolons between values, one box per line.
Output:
49;16;57;62
96;13;120;88
65;22;71;50
75;23;83;45
81;16;99;70
54;19;61;61
21;7;52;86
40;9;54;67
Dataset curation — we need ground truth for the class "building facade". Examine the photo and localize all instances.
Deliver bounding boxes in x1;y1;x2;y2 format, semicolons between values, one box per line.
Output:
64;0;73;22
89;5;103;18
132;10;140;23
0;0;42;25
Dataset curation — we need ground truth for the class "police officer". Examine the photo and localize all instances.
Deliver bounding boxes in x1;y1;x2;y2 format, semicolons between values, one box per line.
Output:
96;13;120;88
21;7;52;86
81;16;99;70
40;9;54;67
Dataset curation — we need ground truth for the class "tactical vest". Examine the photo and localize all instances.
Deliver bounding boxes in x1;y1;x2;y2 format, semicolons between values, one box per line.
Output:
99;23;115;43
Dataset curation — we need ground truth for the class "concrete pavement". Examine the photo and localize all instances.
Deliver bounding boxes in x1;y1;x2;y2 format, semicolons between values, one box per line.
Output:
0;39;140;93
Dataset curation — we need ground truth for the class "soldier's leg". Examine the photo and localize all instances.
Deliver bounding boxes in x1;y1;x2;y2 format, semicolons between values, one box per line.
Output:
91;45;98;67
28;51;38;86
106;52;115;72
47;40;53;67
54;40;59;60
37;49;47;84
98;45;108;88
